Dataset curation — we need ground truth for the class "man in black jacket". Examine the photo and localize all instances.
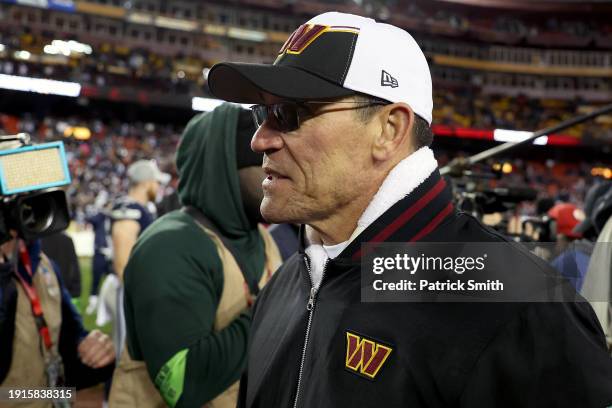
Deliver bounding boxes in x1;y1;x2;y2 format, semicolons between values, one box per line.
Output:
208;11;612;408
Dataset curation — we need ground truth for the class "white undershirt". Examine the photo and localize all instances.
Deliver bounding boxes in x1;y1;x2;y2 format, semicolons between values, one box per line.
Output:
305;146;438;289
323;241;346;259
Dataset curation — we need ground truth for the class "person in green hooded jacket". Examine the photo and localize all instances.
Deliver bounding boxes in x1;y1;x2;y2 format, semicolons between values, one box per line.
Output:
108;103;283;408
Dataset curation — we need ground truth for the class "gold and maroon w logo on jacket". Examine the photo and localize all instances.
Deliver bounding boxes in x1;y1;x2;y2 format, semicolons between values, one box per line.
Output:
345;331;392;379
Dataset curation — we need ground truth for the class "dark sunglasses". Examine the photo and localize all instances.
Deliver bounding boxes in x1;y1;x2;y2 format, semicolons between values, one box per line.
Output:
250;100;389;133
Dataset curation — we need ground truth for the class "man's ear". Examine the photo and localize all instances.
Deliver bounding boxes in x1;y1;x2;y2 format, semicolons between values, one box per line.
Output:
372;103;414;162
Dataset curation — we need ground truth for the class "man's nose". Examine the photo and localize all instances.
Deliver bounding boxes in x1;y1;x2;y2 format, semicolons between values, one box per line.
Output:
251;123;284;153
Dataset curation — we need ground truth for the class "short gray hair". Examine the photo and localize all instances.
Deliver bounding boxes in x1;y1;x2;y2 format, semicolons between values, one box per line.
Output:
353;93;433;148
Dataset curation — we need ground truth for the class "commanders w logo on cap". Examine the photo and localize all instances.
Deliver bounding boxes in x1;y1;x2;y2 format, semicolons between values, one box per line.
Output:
208;12;433;125
345;331;392;379
277;24;360;58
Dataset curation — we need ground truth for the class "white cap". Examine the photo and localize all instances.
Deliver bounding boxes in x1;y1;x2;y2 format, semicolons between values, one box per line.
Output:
127;160;171;185
310;12;433;124
209;12;433;124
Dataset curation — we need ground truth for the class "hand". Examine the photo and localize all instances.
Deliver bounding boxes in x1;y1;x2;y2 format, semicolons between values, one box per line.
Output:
77;329;115;369
0;238;16;277
0;236;16;263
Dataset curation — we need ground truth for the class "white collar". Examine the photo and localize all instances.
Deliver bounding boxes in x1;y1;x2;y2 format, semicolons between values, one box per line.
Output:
307;146;438;257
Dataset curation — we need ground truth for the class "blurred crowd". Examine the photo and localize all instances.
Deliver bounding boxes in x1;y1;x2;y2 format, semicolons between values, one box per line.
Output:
424;10;604;39
0;112;180;225
2;29;612;143
376;1;611;46
1;8;611;104
1;20;610;223
437;151;603;211
0;110;608;227
251;0;611;43
0;29;203;94
433;91;612;144
63;122;179;225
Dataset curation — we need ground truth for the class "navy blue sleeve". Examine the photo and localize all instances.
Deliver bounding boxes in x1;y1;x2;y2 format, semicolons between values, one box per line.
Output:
269;224;299;261
52;260;88;342
53;261;115;389
0;262;17;384
111;202;152;233
86;213;97;227
550;249;589;292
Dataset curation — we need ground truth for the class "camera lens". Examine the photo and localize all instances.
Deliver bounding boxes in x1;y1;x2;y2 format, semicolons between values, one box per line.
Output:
19;195;55;235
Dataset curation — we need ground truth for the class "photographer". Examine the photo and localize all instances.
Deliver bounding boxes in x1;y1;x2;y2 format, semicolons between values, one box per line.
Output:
0;233;115;405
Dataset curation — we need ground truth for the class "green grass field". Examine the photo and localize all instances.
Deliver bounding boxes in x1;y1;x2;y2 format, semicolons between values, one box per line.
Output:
77;257;111;334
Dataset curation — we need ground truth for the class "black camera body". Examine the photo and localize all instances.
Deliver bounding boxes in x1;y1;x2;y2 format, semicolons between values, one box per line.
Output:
0;134;71;244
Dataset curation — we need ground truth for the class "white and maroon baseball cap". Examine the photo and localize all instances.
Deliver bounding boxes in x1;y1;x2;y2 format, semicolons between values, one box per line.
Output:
208;12;433;124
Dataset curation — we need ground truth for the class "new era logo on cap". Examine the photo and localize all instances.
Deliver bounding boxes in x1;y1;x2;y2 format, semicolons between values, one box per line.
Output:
381;70;398;88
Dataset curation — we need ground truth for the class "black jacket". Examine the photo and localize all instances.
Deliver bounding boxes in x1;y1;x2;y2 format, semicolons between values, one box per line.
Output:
41;232;82;298
0;240;114;388
238;169;612;408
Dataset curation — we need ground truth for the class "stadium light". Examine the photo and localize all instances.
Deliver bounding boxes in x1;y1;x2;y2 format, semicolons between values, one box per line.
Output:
192;97;251;112
67;40;93;55
493;129;548;145
591;167;612;179
192;97;224;112
227;27;266;42
13;51;31;60
44;44;65;56
44;40;92;56
0;74;81;97
64;126;92;140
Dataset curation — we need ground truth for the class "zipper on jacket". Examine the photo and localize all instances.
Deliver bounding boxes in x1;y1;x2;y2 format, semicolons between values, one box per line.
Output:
292;255;329;408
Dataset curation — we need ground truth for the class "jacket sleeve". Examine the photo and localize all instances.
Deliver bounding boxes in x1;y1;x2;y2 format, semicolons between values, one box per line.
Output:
459;301;612;407
124;229;252;408
63;237;82;299
0;262;17;384
54;263;115;389
236;285;265;408
236;371;248;408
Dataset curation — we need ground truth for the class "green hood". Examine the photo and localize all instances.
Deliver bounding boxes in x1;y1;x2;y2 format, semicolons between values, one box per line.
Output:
176;103;264;278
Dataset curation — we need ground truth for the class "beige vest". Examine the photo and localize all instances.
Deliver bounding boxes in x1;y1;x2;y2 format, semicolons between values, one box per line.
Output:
109;225;282;408
0;255;62;408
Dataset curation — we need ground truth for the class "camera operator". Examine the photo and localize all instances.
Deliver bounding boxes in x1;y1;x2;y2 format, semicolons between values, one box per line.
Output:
0;231;115;406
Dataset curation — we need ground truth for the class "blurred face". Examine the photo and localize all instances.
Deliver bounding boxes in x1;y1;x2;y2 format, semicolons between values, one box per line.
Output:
251;99;376;225
0;230;18;260
238;166;266;224
147;180;161;202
